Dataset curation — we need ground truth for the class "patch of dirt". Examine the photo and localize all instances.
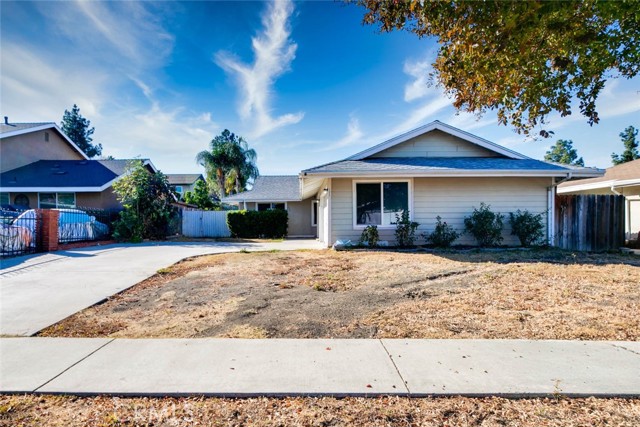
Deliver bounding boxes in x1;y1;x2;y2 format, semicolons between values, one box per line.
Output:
1;395;639;427
38;250;640;340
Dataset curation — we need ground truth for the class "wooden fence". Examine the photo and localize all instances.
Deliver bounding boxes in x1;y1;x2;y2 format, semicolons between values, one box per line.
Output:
182;210;230;238
555;195;625;251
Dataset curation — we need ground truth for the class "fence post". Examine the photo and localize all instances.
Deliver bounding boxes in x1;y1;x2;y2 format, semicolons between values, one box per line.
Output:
40;209;60;252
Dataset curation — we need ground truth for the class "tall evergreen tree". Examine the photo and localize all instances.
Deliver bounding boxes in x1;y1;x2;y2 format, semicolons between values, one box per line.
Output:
611;126;639;165
60;104;102;158
544;139;584;166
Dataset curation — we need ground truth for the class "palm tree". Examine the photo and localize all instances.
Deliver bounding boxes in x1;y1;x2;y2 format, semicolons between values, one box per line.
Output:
227;137;259;195
196;130;258;198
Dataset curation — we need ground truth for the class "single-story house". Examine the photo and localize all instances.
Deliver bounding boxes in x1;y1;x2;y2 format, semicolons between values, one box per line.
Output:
558;159;640;240
166;174;205;199
223;175;317;238
301;121;603;247
0;118;157;210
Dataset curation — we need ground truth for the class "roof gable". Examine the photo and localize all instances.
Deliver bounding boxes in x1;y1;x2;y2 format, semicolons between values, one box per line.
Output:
166;174;204;185
0;122;89;160
348;121;528;161
223;175;301;202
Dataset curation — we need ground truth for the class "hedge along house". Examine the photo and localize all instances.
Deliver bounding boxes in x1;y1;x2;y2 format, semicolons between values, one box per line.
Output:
223;175;317;238
300;121;604;248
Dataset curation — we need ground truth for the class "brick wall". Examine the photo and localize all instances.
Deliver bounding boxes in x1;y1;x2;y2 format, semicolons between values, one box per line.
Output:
38;209;59;252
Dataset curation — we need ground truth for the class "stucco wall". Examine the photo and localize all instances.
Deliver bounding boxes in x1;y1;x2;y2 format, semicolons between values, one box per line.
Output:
286;198;316;237
8;188;121;210
1;129;84;173
330;177;550;246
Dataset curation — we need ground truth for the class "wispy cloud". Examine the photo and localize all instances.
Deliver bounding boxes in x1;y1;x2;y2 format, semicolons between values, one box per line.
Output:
42;1;175;74
403;59;433;103
319;115;365;151
215;0;303;138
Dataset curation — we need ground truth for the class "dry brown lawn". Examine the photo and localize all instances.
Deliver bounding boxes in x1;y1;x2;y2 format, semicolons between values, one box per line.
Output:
2;395;639;427
39;249;640;340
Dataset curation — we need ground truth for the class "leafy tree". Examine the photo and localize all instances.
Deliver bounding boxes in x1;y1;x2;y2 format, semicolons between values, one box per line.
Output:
184;179;218;210
60;104;102;157
196;130;259;198
611;126;639;165
544;140;584;166
112;160;175;242
353;1;639;137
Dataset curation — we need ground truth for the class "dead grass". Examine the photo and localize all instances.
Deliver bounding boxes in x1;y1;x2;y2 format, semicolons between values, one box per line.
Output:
1;395;639;427
38;249;640;340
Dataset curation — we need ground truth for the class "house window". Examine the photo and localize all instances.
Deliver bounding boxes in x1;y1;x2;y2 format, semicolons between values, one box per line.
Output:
39;193;76;209
0;193;8;206
44;132;50;142
14;194;30;208
312;200;319;226
258;202;286;211
175;186;183;194
355;181;410;227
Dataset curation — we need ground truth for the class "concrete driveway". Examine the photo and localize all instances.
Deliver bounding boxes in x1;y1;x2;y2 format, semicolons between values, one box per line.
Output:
0;240;324;336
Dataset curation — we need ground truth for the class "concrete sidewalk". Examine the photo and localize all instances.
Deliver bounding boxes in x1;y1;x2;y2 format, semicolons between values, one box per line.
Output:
0;240;324;336
1;338;638;397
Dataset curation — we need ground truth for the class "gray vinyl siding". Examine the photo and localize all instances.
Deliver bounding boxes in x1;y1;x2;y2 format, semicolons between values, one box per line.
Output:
330;177;549;246
371;129;498;159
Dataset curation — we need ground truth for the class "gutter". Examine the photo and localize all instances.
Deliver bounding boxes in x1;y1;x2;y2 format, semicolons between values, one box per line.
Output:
610;185;622;196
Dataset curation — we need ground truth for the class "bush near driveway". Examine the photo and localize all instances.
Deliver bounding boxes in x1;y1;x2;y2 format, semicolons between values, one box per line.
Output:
227;209;288;238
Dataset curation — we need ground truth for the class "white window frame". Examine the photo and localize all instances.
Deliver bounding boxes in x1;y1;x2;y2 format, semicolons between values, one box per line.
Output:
38;192;76;209
311;200;319;227
352;179;413;229
257;202;288;211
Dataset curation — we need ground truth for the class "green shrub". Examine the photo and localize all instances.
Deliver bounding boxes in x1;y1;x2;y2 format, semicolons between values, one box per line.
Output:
227;209;288;238
464;203;504;247
112;160;175;242
359;225;379;247
509;210;545;247
425;216;460;248
394;210;419;247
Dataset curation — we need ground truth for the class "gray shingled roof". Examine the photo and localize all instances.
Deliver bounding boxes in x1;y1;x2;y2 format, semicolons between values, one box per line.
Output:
303;157;572;174
166;174;203;185
223;176;300;202
0;122;55;135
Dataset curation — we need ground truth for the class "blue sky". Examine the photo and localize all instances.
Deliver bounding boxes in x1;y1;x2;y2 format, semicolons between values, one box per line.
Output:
2;0;639;175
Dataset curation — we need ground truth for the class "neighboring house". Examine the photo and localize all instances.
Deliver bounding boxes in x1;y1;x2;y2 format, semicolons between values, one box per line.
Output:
166;174;204;199
1;119;87;173
0;118;157;210
223;175;317;238
298;121;603;247
558;159;640;240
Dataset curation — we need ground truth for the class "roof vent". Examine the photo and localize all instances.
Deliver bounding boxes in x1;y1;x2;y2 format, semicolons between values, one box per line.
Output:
54;171;67;175
78;160;88;165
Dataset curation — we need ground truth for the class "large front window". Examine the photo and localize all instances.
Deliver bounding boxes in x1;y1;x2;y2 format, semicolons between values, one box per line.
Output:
39;193;76;209
355;181;409;227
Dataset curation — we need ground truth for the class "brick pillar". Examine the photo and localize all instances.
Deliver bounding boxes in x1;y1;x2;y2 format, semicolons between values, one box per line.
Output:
39;209;59;252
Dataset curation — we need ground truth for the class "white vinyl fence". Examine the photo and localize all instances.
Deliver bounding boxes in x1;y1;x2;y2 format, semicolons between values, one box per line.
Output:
182;210;231;238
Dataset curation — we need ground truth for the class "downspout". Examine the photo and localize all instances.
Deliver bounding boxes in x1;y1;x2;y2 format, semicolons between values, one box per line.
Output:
610;185;622;196
548;172;573;246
